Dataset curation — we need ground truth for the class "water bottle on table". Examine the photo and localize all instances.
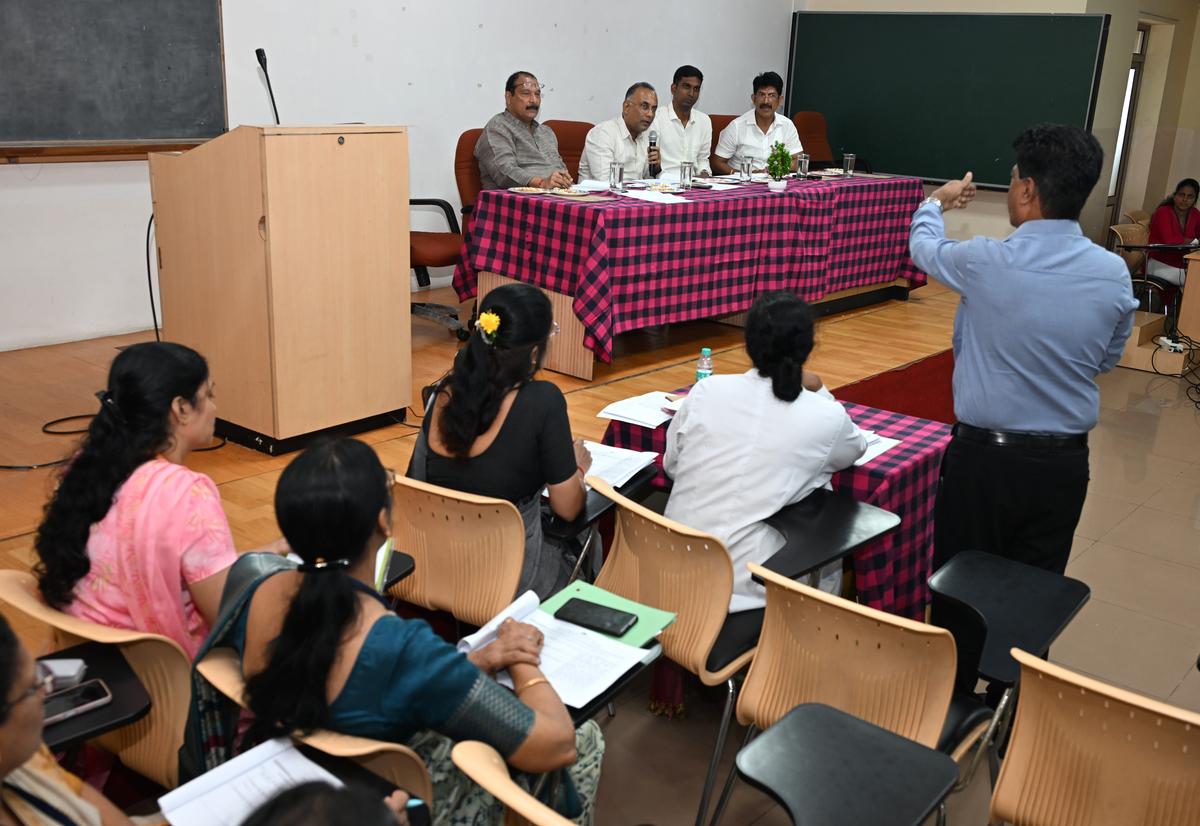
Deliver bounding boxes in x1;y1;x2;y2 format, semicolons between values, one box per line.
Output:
695;347;713;381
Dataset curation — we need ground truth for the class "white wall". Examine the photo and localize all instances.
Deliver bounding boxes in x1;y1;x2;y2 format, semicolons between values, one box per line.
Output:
0;0;793;351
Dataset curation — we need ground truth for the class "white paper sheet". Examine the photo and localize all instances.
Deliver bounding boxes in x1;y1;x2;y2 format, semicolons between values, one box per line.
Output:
160;739;342;826
583;441;658;487
619;189;689;204
853;434;902;466
523;612;650;708
597;391;679;428
457;590;540;655
704;182;738;191
576;179;610;192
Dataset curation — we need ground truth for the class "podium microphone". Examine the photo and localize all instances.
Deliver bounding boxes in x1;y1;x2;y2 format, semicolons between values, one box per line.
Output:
255;48;281;125
648;129;660;178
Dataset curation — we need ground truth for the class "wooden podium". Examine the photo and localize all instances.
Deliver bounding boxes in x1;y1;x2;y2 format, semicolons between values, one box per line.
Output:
148;125;411;453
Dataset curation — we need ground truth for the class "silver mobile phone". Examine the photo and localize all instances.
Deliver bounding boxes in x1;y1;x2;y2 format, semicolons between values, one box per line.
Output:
43;678;112;726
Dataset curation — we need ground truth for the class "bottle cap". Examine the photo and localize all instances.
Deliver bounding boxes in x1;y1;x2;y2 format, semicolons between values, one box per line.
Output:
700;347;712;357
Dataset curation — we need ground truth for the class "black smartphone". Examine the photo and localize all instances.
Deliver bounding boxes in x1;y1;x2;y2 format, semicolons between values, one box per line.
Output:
554;598;637;637
44;678;112;726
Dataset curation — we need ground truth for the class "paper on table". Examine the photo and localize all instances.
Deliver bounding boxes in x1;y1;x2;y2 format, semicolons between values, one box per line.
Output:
457;590;540;656
619;190;689;205
705;182;738;191
523;611;650;708
160;738;341;826
597;391;679;427
584;441;658;488
576;179;610;192
854;434;901;466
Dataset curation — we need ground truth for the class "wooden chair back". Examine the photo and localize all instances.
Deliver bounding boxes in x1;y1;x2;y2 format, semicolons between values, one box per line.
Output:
737;564;956;749
1121;208;1151;227
992;648;1200;826
451;741;574;826
388;475;526;626
708;114;736;168
0;570;191;789
588;477;745;685
196;647;433;803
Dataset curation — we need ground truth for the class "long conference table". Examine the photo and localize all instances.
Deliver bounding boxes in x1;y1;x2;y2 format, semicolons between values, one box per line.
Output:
453;175;927;379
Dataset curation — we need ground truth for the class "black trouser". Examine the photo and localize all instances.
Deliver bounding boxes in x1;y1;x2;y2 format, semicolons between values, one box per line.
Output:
933;429;1089;576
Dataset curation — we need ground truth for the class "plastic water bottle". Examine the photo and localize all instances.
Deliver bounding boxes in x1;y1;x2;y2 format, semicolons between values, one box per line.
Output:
695;347;713;382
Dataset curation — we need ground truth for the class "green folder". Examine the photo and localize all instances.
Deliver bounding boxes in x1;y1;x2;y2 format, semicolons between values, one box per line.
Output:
539;581;676;648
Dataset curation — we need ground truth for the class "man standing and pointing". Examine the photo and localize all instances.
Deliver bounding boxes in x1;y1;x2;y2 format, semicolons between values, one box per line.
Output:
910;124;1137;575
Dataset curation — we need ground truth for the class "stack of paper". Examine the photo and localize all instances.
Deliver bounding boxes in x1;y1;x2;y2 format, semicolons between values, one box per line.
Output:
160;739;341;826
597;391;683;427
458;591;654;708
583;441;658;488
620;189;688;205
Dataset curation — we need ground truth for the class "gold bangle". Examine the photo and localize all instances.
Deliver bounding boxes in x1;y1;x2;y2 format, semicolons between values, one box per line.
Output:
516;676;550;695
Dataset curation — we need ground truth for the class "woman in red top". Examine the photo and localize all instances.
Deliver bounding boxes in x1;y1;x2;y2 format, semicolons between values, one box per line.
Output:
1147;177;1200;284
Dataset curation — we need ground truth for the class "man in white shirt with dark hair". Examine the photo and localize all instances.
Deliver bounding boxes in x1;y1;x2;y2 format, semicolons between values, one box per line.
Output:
577;82;660;182
651;65;712;179
713;70;802;175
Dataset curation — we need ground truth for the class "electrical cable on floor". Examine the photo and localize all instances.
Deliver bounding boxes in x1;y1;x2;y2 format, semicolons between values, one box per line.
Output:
2;412;226;471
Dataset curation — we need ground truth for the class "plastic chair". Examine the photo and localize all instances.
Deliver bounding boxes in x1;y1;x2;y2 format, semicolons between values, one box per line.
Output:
790;111;834;164
196;647;433;804
1110;222;1149;275
0;570;191;789
708;563;986;825
543;120;593;182
991;648;1200;826
451;741;573;826
1121;208;1151;226
1111;222;1175;315
587;477;758;826
388;475;526;627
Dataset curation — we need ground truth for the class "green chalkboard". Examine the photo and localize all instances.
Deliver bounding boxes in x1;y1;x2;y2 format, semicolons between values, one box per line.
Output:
786;12;1108;189
0;0;225;146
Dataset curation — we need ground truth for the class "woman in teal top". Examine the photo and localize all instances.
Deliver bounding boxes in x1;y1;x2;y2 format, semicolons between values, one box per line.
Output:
180;439;603;825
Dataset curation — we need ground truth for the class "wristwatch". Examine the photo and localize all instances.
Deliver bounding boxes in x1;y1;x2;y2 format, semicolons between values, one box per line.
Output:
919;196;943;212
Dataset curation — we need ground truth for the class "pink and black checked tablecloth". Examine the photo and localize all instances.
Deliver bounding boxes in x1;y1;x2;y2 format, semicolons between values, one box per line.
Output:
452;177;928;362
602;400;952;619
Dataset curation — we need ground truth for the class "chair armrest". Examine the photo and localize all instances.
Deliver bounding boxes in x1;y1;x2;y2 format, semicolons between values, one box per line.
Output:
410;198;461;234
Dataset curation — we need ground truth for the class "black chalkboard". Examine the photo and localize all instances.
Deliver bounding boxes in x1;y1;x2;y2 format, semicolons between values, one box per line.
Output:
786;12;1108;189
0;0;226;145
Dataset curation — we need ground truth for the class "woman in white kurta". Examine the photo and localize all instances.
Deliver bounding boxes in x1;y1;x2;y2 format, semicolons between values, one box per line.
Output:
664;292;866;612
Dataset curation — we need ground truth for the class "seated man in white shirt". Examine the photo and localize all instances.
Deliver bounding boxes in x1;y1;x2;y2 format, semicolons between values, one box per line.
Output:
664;292;866;613
713;71;803;176
651;65;712;179
577;82;660;182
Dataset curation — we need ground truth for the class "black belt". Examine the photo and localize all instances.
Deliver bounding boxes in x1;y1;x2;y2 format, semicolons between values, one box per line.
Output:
954;422;1087;449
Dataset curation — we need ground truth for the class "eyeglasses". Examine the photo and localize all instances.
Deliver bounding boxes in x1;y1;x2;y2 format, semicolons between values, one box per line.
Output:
551;321;561;338
0;663;54;718
513;82;545;95
754;91;780;101
385;467;397;488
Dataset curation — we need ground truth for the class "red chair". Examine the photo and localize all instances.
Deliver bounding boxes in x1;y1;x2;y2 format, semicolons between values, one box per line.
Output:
408;128;483;339
708;114;736;171
791;111;834;165
543;119;593;181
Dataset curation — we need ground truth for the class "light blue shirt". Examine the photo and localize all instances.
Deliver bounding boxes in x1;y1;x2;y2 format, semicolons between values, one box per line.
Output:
909;202;1137;434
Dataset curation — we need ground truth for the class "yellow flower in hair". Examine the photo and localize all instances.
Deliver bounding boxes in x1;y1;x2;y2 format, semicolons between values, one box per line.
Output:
476;311;501;342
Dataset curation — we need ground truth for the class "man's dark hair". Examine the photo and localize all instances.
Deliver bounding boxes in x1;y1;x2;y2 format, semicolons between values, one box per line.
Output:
625;81;656;100
752;71;784;97
673;65;704;86
505;71;536;94
1012;124;1104;220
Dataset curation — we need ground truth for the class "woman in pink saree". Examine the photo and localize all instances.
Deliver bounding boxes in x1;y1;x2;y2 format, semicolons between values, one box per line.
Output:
34;342;237;659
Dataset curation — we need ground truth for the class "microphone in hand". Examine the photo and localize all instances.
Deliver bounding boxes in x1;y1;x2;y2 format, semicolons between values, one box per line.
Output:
648;129;661;178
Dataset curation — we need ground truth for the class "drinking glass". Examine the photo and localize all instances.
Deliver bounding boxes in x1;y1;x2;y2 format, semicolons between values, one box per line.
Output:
608;161;624;191
679;161;694;189
797;152;810;177
843;153;856;176
739;158;753;182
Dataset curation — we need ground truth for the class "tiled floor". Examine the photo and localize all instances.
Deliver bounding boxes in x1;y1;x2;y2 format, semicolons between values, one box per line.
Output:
592;365;1200;826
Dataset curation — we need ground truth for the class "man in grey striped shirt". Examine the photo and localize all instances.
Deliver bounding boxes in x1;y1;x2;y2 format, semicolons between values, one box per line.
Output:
475;71;573;190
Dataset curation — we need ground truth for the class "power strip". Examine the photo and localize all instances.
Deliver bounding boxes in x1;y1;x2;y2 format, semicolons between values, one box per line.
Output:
1155;336;1187;353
